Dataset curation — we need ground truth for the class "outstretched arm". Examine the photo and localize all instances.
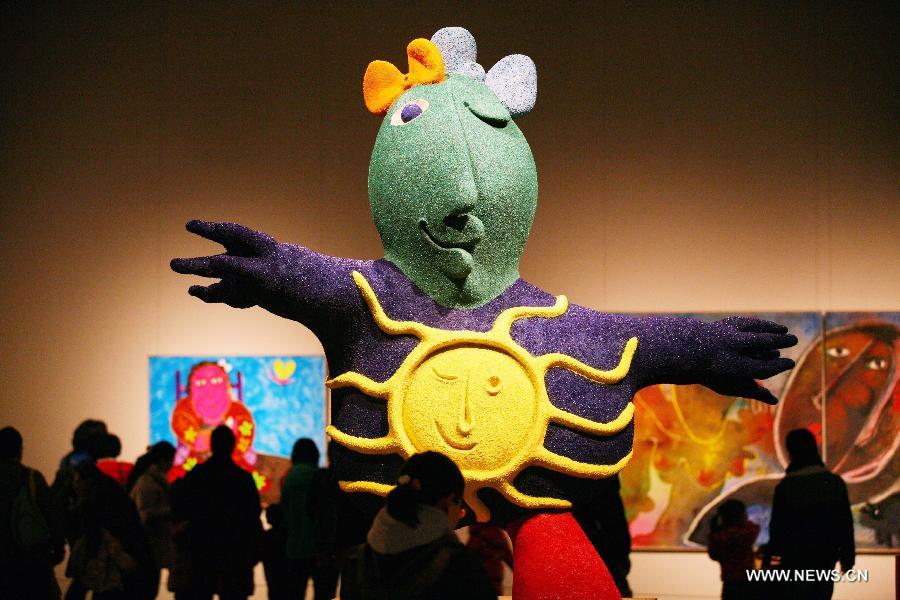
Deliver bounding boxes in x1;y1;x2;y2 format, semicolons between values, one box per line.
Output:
170;220;357;332
629;315;798;404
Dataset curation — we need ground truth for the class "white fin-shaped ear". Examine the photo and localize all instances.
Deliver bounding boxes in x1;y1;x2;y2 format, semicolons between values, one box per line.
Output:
431;26;485;82
485;54;537;118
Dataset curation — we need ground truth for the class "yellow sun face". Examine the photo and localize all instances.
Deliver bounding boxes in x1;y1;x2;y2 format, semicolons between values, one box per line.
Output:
326;271;639;522
405;346;540;469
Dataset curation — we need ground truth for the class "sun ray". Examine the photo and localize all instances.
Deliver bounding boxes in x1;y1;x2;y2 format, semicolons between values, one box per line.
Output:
464;486;492;523
326;371;391;398
496;480;572;510
339;480;395;496
536;336;638;385
534;447;634;478
351;271;433;338
547;402;635;436
491;295;568;334
326;425;400;454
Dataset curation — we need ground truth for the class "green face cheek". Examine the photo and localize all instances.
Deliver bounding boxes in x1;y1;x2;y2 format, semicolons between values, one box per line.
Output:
367;76;538;308
464;118;538;281
369;86;475;277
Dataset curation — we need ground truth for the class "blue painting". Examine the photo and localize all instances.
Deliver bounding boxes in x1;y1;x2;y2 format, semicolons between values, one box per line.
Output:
149;355;325;497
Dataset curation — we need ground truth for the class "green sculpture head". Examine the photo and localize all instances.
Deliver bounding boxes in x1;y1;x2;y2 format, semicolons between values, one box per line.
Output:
366;30;538;308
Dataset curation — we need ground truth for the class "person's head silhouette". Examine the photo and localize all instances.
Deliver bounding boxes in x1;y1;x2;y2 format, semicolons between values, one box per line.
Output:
0;427;23;462
785;428;822;468
210;425;236;458
290;438;319;466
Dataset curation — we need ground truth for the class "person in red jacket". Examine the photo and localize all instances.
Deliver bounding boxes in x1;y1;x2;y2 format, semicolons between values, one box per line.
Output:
708;499;759;600
96;434;133;488
465;524;512;594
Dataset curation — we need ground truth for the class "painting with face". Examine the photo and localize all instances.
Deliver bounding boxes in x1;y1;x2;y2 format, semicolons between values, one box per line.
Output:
678;312;899;551
149;355;325;503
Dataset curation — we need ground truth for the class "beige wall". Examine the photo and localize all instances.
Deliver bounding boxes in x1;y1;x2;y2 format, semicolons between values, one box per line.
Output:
1;3;897;598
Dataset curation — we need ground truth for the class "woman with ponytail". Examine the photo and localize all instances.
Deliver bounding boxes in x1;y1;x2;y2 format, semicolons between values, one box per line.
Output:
340;452;496;600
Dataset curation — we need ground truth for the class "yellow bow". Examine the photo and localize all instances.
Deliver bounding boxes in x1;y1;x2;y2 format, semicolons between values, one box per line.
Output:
363;38;445;115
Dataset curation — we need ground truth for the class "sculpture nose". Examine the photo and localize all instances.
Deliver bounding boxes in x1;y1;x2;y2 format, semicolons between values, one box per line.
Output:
444;213;468;232
457;380;474;436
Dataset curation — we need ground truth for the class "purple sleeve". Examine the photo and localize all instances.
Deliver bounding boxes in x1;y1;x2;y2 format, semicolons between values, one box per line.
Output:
171;220;366;339
626;315;718;388
260;243;364;336
596;313;796;404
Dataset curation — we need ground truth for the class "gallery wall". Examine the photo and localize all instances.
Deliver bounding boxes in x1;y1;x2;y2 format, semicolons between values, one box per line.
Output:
1;3;897;599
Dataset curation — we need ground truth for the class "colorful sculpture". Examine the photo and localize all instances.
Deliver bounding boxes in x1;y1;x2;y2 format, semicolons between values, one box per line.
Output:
172;27;797;599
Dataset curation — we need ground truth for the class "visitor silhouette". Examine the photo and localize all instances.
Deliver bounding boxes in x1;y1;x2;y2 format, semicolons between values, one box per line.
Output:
708;499;758;600
0;426;65;599
65;461;155;599
574;475;633;597
309;443;371;600
129;441;177;599
766;428;855;600
170;425;262;600
281;438;319;599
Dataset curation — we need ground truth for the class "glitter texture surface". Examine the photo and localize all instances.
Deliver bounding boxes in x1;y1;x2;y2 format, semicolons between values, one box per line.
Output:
431;26;536;118
506;512;620;600
369;73;537;308
485;53;538;118
363;38;445;115
431;26;486;82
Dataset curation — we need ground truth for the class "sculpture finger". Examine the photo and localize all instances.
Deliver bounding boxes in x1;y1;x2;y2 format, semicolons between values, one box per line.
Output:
185;220;276;255
716;354;795;379
727;331;798;351
170;254;261;279
718;316;788;334
734;380;779;405
188;281;256;308
708;376;779;405
749;349;781;361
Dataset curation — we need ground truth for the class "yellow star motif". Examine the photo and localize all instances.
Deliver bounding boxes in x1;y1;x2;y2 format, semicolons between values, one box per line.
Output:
184;427;197;443
238;421;254;437
252;471;267;490
237;438;250;453
326;271;639;522
183;457;198;471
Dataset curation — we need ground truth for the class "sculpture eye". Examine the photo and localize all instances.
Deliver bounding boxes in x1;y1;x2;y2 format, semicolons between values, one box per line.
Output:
826;346;850;358
390;99;430;126
866;357;888;370
485;375;502;396
432;366;457;381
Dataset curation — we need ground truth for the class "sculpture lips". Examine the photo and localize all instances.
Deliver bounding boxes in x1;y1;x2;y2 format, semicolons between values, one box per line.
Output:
436;418;477;450
419;215;484;252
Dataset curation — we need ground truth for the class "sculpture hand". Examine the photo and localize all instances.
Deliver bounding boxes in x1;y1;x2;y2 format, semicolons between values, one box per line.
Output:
171;220;281;309
703;316;798;404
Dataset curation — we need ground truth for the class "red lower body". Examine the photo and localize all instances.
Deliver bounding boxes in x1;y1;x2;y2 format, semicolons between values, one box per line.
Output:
505;512;622;600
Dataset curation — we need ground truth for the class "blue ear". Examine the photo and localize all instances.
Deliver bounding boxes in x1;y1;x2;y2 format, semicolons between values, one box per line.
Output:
431;26;537;119
486;54;537;118
431;26;485;81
